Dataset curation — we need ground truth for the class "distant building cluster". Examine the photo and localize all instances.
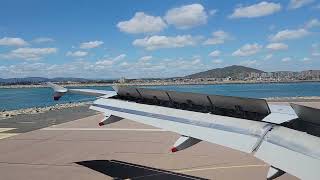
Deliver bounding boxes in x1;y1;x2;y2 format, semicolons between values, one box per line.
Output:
126;70;320;85
245;70;320;82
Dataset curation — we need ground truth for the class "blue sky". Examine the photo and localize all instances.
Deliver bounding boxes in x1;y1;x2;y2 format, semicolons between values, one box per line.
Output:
0;0;319;79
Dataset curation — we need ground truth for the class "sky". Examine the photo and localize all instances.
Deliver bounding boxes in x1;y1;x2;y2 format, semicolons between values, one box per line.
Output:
0;0;319;79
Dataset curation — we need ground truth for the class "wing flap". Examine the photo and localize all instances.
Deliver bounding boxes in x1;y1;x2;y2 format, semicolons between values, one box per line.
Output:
46;82;117;99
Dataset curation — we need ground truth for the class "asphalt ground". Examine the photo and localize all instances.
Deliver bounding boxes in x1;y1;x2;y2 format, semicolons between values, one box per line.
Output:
0;105;97;134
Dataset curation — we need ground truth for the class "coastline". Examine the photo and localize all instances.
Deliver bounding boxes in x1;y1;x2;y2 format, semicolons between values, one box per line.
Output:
2;96;320;120
0;101;92;120
1;79;320;89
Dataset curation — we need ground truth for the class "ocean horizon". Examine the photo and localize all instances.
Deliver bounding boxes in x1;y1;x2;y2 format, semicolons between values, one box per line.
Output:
1;82;320;111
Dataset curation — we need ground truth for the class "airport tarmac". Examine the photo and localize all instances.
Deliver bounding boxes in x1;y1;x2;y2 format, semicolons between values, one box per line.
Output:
0;113;298;180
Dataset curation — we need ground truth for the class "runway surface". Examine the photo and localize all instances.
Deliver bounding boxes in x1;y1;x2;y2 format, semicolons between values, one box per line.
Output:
0;113;298;180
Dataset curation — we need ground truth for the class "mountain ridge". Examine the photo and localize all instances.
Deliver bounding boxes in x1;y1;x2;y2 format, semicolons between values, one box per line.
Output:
185;65;264;79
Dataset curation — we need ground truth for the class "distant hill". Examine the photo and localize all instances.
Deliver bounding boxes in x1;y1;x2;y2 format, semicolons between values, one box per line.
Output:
185;65;264;79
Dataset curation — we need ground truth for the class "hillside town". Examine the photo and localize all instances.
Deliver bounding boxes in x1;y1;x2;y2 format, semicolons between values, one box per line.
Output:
1;66;320;87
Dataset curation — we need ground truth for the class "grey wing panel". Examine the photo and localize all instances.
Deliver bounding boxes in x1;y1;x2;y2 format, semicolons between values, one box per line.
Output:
138;88;171;101
254;126;320;180
208;94;270;114
113;85;270;116
291;103;320;125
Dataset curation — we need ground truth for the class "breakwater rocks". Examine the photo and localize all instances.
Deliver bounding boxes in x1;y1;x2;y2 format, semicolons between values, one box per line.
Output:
0;102;92;119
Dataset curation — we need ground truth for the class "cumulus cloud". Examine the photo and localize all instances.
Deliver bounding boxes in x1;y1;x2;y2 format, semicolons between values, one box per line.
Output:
139;56;152;62
133;35;199;50
209;9;218;16
209;50;221;57
95;54;126;66
203;30;232;45
312;43;320;56
301;57;311;62
1;47;57;61
269;28;309;41
266;43;288;51
305;18;320;29
80;40;104;49
212;59;223;64
32;37;55;43
264;54;273;60
282;57;292;62
229;1;281;18
117;12;167;34
0;37;28;46
0;56;211;79
66;51;88;57
232;43;262;56
240;60;258;66
288;0;314;9
164;4;208;29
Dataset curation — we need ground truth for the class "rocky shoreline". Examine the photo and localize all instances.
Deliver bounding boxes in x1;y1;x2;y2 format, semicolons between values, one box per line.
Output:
0;101;92;120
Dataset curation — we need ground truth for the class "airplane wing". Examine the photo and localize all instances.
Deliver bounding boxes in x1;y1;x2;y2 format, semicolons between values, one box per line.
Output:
47;83;320;180
46;82;117;100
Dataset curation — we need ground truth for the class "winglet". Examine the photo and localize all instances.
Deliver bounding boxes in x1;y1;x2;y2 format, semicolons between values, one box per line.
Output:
45;82;68;101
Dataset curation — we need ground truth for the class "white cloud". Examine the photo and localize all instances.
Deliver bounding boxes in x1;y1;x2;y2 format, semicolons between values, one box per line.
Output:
0;56;211;79
269;28;309;41
113;54;126;61
203;30;232;45
264;54;273;60
191;58;201;65
288;0;314;9
139;56;152;62
1;47;57;60
0;37;28;46
305;18;320;28
312;43;320;56
133;35;199;50
32;37;55;43
119;61;130;67
66;51;88;57
209;50;221;57
266;43;288;51
209;9;218;16
95;54;126;66
229;1;281;19
240;60;258;66
164;4;208;29
281;57;292;62
80;40;104;49
212;59;223;64
117;12;167;34
232;43;262;56
301;57;311;62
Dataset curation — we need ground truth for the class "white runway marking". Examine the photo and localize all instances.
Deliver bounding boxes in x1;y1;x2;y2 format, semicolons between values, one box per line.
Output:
0;128;18;140
0;128;16;132
42;128;167;132
175;164;267;173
